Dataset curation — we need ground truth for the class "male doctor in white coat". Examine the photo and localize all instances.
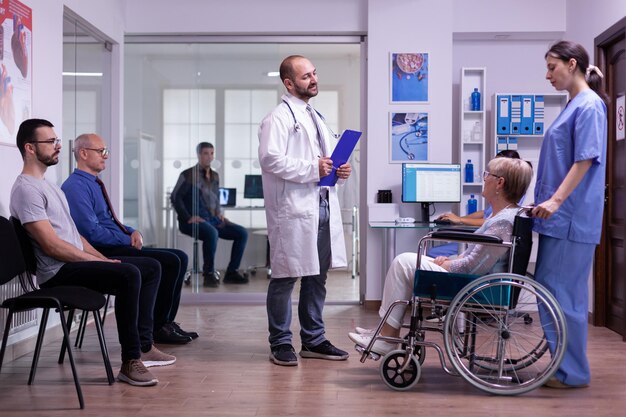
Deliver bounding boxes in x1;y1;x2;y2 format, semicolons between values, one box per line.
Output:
258;55;352;366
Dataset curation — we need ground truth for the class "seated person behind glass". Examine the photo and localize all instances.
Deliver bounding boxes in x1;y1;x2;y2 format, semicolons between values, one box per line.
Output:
170;142;249;287
349;157;533;356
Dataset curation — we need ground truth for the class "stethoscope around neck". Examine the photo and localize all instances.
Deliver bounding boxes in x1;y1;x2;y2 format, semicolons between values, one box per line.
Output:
282;99;340;139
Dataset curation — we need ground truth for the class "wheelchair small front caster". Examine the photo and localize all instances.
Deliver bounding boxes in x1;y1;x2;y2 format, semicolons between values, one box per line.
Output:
380;350;421;391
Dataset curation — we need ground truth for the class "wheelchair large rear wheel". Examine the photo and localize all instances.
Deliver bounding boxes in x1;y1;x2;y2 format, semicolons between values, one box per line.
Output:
443;273;567;395
379;350;421;391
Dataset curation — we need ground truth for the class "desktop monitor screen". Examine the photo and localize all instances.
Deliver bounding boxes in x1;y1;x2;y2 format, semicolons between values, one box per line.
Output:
402;163;461;203
219;187;237;207
244;175;264;199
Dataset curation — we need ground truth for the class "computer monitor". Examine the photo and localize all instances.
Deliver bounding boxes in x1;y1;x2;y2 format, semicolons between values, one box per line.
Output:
402;163;462;222
243;175;264;199
219;187;237;207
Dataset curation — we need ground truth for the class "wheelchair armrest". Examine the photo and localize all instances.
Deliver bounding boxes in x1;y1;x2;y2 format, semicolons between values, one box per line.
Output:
429;231;503;244
435;226;477;233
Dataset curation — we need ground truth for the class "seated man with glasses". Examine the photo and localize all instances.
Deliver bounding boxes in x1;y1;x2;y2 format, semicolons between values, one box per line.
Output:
10;119;175;386
61;133;198;345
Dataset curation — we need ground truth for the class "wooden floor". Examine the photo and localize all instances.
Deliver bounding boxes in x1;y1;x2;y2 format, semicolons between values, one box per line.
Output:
2;301;626;416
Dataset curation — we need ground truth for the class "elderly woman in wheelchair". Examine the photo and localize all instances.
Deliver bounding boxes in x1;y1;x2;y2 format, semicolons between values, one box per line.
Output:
350;157;568;395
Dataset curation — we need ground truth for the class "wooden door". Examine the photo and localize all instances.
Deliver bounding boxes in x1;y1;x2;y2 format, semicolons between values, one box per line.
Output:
595;20;626;338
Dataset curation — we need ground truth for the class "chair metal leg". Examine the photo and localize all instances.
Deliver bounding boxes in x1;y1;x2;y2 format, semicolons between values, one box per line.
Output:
92;310;114;384
77;294;111;349
57;308;85;409
28;308;50;385
100;295;111;326
0;310;15;374
74;311;88;348
58;309;75;364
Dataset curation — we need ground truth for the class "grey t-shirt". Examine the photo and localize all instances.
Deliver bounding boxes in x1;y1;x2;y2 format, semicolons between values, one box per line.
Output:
10;174;83;284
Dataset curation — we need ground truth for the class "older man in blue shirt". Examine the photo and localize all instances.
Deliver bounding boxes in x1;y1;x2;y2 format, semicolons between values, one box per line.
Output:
62;133;197;344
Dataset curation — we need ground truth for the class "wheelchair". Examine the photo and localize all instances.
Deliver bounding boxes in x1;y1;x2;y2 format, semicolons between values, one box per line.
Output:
355;209;567;395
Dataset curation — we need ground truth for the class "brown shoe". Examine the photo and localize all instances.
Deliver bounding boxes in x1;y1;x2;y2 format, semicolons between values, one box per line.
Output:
117;359;158;386
141;345;176;368
544;376;589;389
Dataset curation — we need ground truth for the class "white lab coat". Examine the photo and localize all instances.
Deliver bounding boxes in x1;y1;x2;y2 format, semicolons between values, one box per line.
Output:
258;93;347;278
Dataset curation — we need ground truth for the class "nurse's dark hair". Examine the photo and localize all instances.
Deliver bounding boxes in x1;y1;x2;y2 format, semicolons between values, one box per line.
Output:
196;142;214;154
16;118;54;158
545;40;609;106
279;55;306;82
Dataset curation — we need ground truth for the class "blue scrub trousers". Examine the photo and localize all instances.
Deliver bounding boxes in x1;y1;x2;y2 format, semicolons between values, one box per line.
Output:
535;234;594;386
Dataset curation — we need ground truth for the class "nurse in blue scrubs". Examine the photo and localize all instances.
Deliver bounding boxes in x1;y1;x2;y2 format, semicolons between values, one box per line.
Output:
532;40;608;389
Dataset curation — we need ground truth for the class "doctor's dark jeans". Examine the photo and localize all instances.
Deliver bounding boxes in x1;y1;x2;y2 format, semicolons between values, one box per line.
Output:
267;196;332;348
179;220;248;275
40;256;161;362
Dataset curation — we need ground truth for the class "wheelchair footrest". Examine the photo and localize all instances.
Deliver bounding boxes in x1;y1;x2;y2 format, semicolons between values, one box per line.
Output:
354;344;381;361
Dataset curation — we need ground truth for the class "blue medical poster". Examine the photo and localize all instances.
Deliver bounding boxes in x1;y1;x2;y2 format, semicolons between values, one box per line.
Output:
390;112;428;162
391;53;429;103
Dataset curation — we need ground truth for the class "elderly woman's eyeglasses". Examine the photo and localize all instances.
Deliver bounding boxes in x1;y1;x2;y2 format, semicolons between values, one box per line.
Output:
28;138;62;146
483;171;502;180
84;147;110;157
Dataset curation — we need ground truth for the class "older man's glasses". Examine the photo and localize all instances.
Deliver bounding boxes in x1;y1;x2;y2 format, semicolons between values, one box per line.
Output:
28;138;62;146
84;147;110;157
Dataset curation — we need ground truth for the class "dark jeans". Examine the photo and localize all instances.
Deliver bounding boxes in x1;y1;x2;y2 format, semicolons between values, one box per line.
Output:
179;220;248;274
41;256;161;362
96;246;188;330
267;196;331;348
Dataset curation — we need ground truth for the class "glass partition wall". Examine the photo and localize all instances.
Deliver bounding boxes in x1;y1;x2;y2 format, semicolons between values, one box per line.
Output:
124;41;361;302
62;10;112;185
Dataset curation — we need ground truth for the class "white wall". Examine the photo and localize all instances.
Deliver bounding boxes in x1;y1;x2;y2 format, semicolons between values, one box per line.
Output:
565;0;626;58
124;0;366;35
453;0;566;34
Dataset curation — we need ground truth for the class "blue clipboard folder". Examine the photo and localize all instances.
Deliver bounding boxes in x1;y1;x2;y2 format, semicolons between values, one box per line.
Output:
319;129;362;186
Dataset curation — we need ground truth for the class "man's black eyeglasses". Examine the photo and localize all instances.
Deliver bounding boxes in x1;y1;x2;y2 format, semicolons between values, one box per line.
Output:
28;138;61;146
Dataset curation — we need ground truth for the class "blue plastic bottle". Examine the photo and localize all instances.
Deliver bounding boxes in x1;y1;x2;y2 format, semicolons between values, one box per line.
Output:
465;159;474;183
467;194;477;214
471;88;481;111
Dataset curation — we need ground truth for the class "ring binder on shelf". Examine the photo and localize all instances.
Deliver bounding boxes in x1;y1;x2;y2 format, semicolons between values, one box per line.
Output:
497;95;510;134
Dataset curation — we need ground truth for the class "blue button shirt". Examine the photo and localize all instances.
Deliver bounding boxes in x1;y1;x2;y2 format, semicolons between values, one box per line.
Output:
61;169;135;247
533;89;607;244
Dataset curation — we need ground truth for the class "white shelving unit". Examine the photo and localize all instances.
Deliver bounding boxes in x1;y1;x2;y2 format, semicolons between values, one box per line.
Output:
459;67;487;215
492;93;568;205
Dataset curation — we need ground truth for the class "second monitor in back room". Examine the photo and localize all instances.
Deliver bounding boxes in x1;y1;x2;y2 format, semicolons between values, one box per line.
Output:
244;174;264;199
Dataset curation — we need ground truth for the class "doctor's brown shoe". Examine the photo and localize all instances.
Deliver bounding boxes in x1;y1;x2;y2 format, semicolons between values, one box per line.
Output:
300;340;349;361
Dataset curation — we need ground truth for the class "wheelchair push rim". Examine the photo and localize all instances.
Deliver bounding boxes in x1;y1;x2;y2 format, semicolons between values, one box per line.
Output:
443;273;567;395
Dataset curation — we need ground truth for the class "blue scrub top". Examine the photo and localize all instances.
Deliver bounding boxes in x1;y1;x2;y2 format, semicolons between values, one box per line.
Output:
533;89;607;244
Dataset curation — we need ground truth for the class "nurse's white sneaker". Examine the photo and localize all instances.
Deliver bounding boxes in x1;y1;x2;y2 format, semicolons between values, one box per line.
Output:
348;332;397;356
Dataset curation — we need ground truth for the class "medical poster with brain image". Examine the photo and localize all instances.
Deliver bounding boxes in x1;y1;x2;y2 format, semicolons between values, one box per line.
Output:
0;0;31;143
391;52;428;103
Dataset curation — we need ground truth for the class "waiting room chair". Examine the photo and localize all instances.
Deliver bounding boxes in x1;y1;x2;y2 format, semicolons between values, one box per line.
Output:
0;216;114;409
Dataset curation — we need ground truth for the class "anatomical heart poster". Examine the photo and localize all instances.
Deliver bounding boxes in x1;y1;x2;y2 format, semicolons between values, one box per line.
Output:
0;0;31;143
